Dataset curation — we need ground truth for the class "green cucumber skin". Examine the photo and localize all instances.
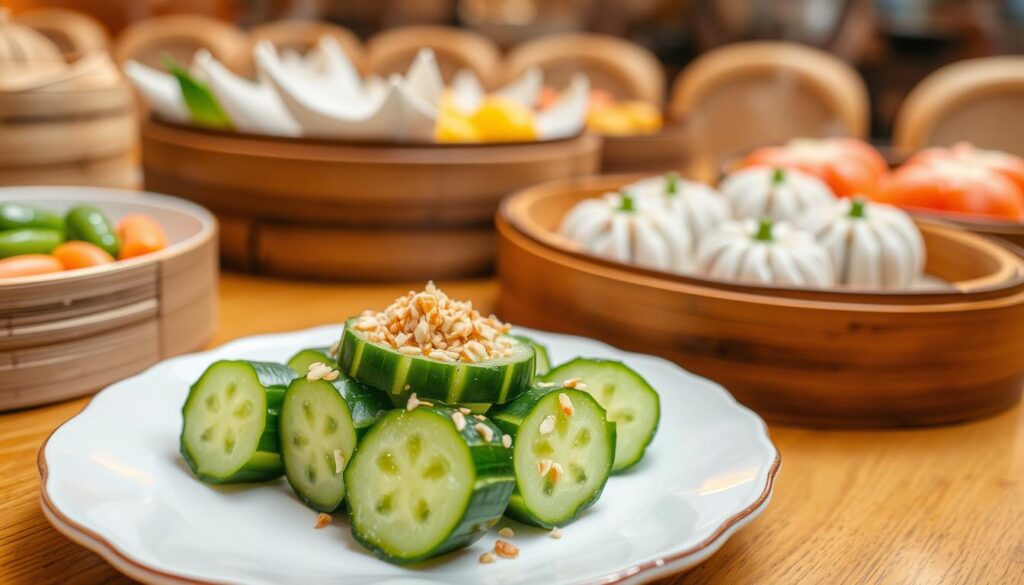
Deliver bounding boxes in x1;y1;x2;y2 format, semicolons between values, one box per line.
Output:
490;386;616;528
540;358;660;473
0;228;64;259
511;335;552;376
345;405;515;564
286;347;336;375
180;360;296;484
65;206;120;257
329;375;390;433
0;203;64;233
338;320;535;404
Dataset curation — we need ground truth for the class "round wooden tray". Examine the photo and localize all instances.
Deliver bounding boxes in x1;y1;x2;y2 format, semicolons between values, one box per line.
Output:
496;175;1024;428
0;186;218;411
140;117;602;280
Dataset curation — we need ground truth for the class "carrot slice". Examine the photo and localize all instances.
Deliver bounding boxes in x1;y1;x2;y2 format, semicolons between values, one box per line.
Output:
0;254;64;279
117;213;168;260
52;241;115;270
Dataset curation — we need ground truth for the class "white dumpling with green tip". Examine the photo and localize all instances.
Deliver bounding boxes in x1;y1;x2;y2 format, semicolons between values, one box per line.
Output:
796;197;925;290
627;172;731;243
720;166;836;222
559;191;693;273
696;218;835;287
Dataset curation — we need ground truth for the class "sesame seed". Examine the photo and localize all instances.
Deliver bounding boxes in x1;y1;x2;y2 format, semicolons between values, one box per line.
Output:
538;415;556;435
474;414;487;421
328;340;339;357
475;423;494;442
458;407;472;415
323;369;340;381
502;434;512;448
406;393;420;411
563;378;583;388
498;527;515;538
479;552;496;564
398;346;421;355
535;381;557;388
333;450;345;474
537;458;553;476
550;528;563;539
452;411;467;431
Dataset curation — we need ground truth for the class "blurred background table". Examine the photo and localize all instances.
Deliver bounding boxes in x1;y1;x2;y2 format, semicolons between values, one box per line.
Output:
1;273;1022;584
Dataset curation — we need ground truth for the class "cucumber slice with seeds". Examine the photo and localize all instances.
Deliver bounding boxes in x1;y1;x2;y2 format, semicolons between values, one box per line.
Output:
511;335;551;375
180;360;296;483
345;404;515;564
491;386;615;528
339;318;535;404
539;359;659;472
287;347;336;374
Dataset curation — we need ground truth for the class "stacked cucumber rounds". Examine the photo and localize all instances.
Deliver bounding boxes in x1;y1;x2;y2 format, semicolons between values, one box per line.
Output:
178;282;661;567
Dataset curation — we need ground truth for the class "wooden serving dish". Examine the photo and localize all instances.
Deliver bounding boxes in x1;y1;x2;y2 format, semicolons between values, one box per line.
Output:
0;186;218;411
140;117;601;280
497;175;1024;428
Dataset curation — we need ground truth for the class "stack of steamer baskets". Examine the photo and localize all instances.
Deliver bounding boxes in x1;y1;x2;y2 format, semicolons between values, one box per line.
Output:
122;19;601;280
0;9;136;188
496;143;1024;428
0;187;217;411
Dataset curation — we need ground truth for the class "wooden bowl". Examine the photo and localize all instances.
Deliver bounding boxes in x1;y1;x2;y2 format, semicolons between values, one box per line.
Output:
0;186;218;411
496;175;1024;428
140;117;602;280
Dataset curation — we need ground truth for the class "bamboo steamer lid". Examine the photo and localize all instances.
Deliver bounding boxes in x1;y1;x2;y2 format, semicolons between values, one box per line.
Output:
0;8;67;82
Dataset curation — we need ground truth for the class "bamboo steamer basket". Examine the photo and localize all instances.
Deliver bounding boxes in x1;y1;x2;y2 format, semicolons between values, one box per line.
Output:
496;175;1024;428
0;13;136;189
0;186;218;411
503;32;688;175
140;118;601;280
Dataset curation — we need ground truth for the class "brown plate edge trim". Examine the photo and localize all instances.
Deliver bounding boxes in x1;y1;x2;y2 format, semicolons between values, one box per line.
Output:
36;386;781;585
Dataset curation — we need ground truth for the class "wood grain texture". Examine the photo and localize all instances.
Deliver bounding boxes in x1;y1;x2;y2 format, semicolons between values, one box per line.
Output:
3;274;1024;584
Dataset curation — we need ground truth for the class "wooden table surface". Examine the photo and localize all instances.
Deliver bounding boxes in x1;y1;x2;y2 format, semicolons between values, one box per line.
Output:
3;273;1024;585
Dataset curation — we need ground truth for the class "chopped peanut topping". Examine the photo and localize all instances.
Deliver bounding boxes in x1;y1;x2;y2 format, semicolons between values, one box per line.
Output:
306;362;334;381
475;423;494;442
479;552;496;564
494;539;519;559
550;528;563;539
549;462;564;484
458;407;472;415
502;434;512;449
333;450;345;474
564;378;587;390
315;513;332;529
558;393;574;416
537;458;553;476
355;282;514;363
538;415;556;435
405;393;432;411
322;369;339;382
452;411;467;431
498;527;515;538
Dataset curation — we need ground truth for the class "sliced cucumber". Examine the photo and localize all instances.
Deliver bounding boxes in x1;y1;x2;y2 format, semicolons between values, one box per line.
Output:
511;335;551;376
180;360;297;483
338;318;535;404
539;359;659;473
491;386;614;528
345;404;515;564
287;347;336;375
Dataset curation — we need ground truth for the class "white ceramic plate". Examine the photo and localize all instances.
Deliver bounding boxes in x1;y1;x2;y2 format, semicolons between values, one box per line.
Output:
39;326;780;585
